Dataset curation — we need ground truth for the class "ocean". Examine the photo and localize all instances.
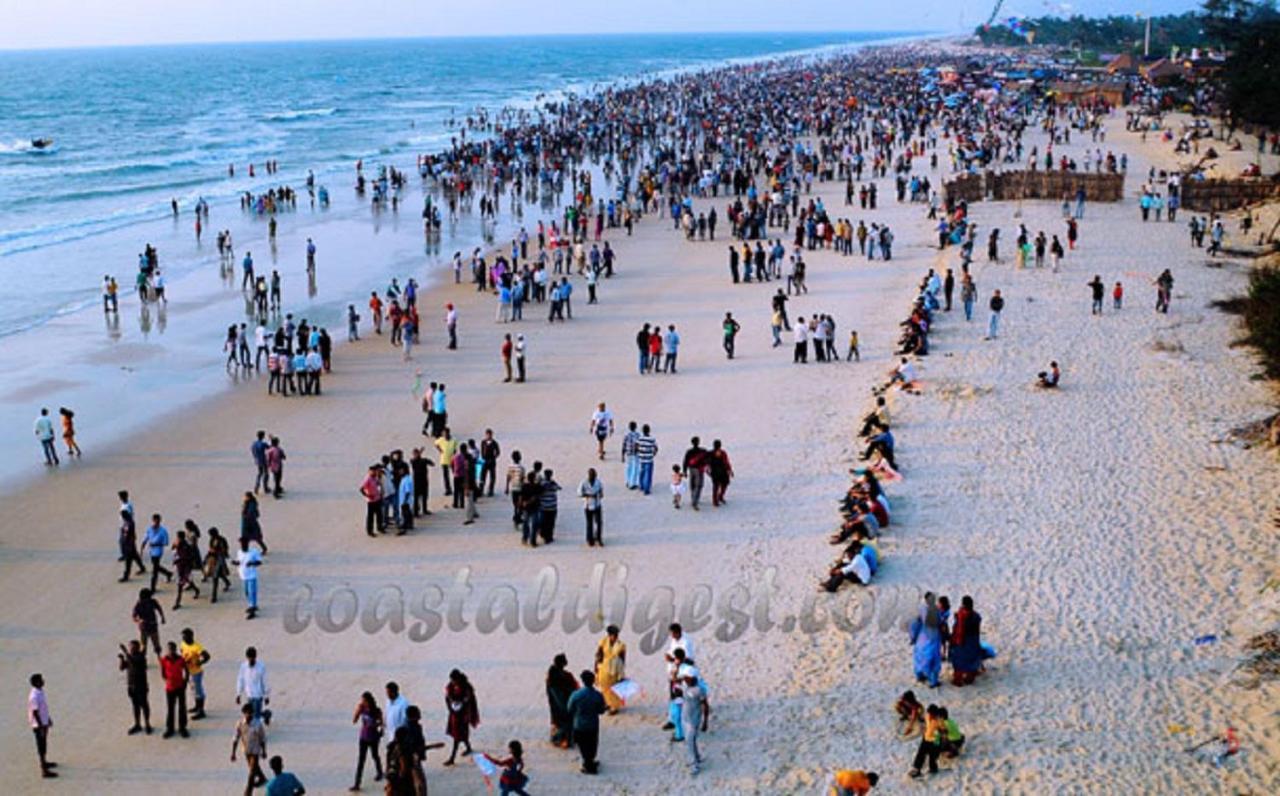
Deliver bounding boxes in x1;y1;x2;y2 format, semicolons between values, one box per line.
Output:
0;32;907;338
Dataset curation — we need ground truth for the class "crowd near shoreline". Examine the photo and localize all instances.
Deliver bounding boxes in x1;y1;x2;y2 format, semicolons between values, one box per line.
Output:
9;35;1280;795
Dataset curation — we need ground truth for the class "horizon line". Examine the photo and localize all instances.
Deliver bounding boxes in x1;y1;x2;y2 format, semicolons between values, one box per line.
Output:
0;28;942;55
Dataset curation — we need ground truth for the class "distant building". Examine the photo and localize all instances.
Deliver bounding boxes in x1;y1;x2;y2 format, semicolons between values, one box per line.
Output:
1048;79;1127;107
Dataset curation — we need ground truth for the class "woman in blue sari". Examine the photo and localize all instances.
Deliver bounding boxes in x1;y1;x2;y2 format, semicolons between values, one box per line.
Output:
910;592;943;688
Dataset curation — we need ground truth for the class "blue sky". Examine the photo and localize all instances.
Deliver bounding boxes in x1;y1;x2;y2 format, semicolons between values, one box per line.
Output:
0;1;1203;50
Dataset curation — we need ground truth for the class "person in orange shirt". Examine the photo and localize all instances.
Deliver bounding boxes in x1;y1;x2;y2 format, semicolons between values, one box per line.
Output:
368;291;383;335
59;407;81;458
830;768;878;795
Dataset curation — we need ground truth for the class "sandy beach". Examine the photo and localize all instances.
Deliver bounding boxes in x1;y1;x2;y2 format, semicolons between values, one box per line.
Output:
2;44;1279;795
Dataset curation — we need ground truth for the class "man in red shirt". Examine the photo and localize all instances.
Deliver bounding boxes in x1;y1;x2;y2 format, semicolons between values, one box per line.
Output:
501;334;514;382
158;641;189;738
369;292;383;335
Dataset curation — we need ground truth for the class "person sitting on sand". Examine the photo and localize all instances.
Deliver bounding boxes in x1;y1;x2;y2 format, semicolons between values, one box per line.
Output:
938;706;965;757
896;691;924;737
887;358;918;390
1037;362;1060;389
820;541;873;592
859;396;890;437
860;428;896;470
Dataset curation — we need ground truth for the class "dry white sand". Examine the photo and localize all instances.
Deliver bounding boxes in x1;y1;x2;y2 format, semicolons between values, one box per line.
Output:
0;105;1277;795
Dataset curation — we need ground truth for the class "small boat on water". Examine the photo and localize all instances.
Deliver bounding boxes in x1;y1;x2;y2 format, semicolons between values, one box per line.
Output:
31;138;54;150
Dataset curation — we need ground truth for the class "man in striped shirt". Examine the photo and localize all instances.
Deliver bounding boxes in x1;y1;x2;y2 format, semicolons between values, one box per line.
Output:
634;425;658;495
621;422;641;490
538;469;561;543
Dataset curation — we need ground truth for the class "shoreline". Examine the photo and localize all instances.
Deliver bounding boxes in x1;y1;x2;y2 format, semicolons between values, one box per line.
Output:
0;37;1277;794
0;32;945;494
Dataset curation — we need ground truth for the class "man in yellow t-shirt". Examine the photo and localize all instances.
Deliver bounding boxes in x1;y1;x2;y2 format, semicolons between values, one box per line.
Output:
179;628;211;719
831;769;878;795
435;430;459;497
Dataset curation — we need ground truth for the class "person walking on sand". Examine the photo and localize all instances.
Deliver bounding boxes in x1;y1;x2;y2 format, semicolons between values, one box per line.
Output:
589;403;614;460
235;646;271;723
442;670;479;766
27;674;58;779
566;671;606;775
231;538;263;620
1088;275;1105;315
266;437;286;499
481;740;529;796
679;671;706;775
445;303;458;349
621;422;640;490
266;755;305;795
722;312;741;359
252;431;270;494
119;494;148;583
170;529;201;609
34;407;58;467
118;640;153;735
143;514;174;592
205;527;233;603
58;408;81;458
181;627;211;720
708;439;734;507
133;587;166;654
578;468;604;547
369;292;383;335
960;274;976;322
231;702;268;795
985;290;1004;340
682;437;708;510
240;493;268;553
1154;269;1174;314
350;691;384;790
634;425;658;495
546;654;578;748
908;705;944;778
594;625;626;715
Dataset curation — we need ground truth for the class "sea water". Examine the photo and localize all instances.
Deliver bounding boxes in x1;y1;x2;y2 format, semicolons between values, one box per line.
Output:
0;32;905;337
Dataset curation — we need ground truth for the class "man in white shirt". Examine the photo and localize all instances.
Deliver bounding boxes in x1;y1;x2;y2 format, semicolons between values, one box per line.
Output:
28;673;57;778
589;403;614;461
663;623;695;678
305;349;323;394
34;408;58;467
254;325;269;370
662;623;696;731
890;357;918;389
793;318;809;363
235;647;271;723
384;682;409;735
514;334;527;383
232;538;263;619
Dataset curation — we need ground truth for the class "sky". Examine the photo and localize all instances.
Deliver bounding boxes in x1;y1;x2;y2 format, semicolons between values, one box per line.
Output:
0;0;1203;51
